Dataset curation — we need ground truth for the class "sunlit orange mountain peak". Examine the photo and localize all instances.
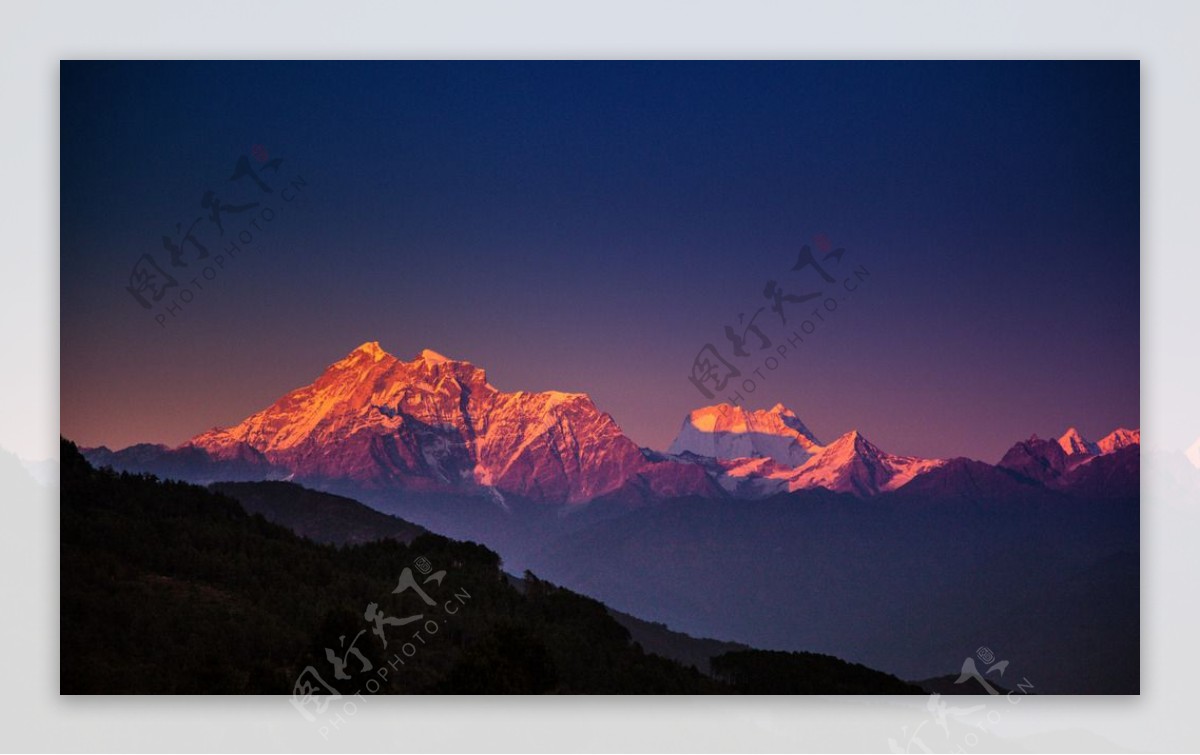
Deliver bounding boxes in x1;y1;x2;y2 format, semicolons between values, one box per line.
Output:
187;342;714;504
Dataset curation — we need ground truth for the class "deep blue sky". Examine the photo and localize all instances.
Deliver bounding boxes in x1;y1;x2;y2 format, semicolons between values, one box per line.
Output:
60;61;1139;461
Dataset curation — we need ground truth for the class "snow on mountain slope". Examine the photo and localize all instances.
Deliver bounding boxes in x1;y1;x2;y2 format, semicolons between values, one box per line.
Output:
694;455;796;498
668;403;821;467
998;427;1140;495
780;430;945;497
1056;426;1140;461
1007;426;1140;482
1097;428;1140;454
669;405;945;498
87;344;1139;505
1058;427;1100;458
189;342;709;504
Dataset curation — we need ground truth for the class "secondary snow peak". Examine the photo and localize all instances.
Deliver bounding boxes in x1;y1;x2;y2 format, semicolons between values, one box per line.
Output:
1057;427;1098;457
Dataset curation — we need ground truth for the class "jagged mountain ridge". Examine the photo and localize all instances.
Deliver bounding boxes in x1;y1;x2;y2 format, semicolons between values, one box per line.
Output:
1058;427;1100;458
102;343;714;505
83;343;1140;504
999;430;1140;498
667;402;1138;499
1057;426;1140;461
668;403;944;497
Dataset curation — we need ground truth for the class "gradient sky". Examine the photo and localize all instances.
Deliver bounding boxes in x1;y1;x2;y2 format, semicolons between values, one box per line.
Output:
61;61;1139;462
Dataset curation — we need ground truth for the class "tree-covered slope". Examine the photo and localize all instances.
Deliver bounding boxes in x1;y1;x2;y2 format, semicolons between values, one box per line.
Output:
63;438;921;695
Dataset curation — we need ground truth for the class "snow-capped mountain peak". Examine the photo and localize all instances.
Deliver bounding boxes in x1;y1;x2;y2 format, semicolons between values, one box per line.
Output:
186;342;713;505
1097;428;1140;454
768;403;820;441
668;403;821;466
781;429;943;497
332;341;396;369
1042;426;1140;462
87;342;1139;506
996;426;1140;495
1057;427;1099;457
672;410;944;498
356;340;387;358
830;429;883;460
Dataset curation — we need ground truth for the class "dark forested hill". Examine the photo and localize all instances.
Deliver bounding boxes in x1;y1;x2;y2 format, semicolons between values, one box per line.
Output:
711;650;923;694
62;439;918;695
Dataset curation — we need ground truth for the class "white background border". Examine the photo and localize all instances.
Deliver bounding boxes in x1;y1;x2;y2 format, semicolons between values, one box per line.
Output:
6;1;1198;751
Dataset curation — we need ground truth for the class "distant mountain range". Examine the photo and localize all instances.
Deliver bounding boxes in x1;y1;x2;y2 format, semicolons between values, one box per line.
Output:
75;342;1140;692
87;343;715;505
669;404;945;497
83;342;1139;505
